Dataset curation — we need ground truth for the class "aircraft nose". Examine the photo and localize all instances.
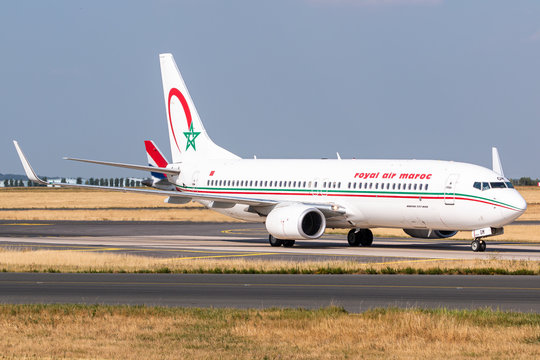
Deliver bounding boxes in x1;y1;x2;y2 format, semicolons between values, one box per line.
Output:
514;192;527;214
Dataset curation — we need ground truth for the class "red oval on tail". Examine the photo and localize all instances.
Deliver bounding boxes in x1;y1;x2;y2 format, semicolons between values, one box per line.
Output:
167;88;192;153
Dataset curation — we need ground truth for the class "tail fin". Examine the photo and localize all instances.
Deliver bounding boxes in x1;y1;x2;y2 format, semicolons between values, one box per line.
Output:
159;53;239;163
145;140;169;180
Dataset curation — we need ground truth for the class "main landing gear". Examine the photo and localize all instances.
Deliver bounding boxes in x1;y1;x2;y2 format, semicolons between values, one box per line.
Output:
347;229;373;247
471;239;487;252
268;235;295;247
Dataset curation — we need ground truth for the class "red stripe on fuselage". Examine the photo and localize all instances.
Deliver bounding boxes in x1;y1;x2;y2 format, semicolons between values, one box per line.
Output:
178;188;520;212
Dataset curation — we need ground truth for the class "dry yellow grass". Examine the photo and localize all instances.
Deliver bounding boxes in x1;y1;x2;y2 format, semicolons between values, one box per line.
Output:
0;208;239;222
0;187;196;209
0;304;538;359
1;187;540;229
0;249;538;274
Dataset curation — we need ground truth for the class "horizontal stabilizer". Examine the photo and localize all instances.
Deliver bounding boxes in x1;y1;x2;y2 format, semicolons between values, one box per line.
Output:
64;157;180;176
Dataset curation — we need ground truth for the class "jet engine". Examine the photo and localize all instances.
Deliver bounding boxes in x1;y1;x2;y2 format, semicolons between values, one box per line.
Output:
403;229;458;239
265;205;326;240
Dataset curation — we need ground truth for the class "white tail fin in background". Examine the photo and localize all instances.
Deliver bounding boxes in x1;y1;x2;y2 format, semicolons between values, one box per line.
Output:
159;53;239;163
492;147;505;177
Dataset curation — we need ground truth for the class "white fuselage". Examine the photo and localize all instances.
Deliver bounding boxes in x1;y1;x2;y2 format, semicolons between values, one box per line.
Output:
167;158;526;231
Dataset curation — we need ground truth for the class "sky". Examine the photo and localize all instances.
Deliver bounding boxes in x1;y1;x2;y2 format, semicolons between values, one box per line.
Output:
1;0;539;179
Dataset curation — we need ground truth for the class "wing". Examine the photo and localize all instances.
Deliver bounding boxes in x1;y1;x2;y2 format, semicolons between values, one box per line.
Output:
13;141;275;207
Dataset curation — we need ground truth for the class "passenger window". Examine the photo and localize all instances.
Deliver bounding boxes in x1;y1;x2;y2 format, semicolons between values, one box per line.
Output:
425;184;429;191
473;182;481;190
419;184;422;191
414;184;417;190
314;181;317;187
408;184;412;190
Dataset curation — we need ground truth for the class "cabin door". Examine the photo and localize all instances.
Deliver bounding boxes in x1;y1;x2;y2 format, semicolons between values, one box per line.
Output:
444;174;459;205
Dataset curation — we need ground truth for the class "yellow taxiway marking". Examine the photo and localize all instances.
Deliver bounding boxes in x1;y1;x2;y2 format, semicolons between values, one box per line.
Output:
166;252;279;260
1;280;538;291
0;243;253;255
221;228;267;235
0;223;53;226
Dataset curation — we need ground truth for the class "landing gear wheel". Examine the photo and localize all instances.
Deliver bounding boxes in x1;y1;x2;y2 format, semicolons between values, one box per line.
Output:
283;240;295;247
348;229;374;247
347;229;360;246
269;235;283;247
359;229;373;247
471;239;480;252
479;240;486;252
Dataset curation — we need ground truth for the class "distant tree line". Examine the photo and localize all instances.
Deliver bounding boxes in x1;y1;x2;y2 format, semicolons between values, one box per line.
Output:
85;178;142;187
2;178;142;187
510;177;540;186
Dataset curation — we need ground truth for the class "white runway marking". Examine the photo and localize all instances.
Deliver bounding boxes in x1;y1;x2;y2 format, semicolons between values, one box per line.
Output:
1;235;539;261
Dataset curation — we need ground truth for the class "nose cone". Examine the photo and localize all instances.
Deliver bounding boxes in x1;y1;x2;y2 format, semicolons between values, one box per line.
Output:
514;191;527;215
504;190;527;224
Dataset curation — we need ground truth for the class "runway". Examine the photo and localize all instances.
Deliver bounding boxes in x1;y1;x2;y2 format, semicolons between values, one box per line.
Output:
0;273;538;312
0;221;538;312
0;220;539;262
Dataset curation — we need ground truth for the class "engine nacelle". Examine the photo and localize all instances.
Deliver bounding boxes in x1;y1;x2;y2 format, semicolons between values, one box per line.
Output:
265;205;326;240
403;229;458;239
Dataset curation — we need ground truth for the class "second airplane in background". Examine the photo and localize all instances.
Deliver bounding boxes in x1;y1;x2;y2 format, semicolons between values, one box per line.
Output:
14;53;527;251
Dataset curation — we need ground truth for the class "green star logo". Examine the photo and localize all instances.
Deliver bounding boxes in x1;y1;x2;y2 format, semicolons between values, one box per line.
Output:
183;123;200;151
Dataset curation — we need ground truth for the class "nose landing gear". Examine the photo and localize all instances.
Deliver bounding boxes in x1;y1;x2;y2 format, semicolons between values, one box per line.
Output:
470;227;503;252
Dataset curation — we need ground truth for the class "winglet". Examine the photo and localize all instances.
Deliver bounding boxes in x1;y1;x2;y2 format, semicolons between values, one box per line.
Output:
492;147;505;177
12;140;48;185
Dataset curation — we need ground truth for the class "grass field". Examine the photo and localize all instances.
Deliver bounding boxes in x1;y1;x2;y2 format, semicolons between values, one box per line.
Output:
0;249;538;275
0;304;538;359
1;187;539;241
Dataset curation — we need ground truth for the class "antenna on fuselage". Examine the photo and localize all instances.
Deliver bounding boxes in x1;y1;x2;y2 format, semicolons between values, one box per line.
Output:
492;147;505;177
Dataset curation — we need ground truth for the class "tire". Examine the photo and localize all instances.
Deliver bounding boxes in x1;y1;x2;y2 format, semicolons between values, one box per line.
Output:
359;229;373;247
471;239;480;252
347;229;360;247
283;240;295;247
479;240;486;252
269;235;283;247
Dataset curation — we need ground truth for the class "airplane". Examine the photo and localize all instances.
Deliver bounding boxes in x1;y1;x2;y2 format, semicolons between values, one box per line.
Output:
13;53;527;252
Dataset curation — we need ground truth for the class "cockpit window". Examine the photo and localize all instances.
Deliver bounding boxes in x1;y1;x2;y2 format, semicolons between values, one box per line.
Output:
482;182;490;190
473;182;481;190
505;182;514;189
490;182;506;189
